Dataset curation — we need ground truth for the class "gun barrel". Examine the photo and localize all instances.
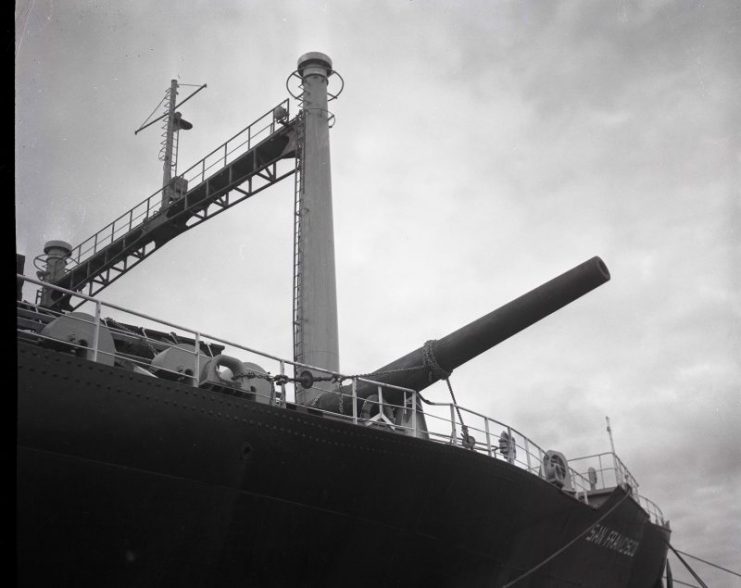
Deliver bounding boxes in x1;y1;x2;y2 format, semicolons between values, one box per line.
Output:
355;256;610;397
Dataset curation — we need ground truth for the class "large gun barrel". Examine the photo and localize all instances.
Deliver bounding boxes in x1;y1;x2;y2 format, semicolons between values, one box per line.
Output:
315;256;610;411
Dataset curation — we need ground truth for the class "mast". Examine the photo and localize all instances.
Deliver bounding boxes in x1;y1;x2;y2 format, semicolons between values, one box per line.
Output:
606;416;623;486
161;79;178;207
294;52;340;405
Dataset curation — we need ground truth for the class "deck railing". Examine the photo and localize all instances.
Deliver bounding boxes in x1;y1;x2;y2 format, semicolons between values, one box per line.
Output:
635;494;666;526
68;99;291;267
567;451;640;492
17;274;664;519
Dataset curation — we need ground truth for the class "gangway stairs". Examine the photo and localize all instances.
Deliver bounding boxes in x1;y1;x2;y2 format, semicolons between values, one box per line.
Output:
45;101;299;310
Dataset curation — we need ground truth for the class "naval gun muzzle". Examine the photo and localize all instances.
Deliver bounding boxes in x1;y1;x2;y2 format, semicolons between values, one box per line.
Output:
313;256;610;412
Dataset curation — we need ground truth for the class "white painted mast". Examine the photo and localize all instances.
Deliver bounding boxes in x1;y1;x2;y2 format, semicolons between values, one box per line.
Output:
294;52;340;405
161;79;178;195
606;416;624;486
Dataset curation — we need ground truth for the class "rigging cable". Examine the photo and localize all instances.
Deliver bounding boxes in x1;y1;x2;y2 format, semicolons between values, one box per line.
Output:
671;548;741;579
666;543;709;588
134;83;207;135
136;91;169;133
665;579;699;588
422;339;473;447
501;491;632;587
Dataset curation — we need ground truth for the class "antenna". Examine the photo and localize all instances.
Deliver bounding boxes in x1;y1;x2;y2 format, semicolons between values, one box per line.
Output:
134;81;207;206
134;82;207;135
606;416;625;487
606;416;617;455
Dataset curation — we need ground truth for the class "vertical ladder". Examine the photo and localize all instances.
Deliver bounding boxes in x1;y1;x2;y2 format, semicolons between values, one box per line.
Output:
292;103;306;366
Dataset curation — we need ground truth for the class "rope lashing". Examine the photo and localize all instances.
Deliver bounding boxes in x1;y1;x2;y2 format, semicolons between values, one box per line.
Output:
422;339;451;382
423;340;474;448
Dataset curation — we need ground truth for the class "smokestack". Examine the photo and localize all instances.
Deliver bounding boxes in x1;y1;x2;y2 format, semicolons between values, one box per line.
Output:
294;52;340;405
17;254;25;301
39;240;72;308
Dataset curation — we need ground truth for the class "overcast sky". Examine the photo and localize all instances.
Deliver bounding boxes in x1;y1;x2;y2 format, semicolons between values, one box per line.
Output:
15;1;740;585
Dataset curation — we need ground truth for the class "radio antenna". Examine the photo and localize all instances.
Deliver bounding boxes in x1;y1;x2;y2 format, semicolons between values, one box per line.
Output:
606;416;617;455
134;82;207;135
135;80;206;205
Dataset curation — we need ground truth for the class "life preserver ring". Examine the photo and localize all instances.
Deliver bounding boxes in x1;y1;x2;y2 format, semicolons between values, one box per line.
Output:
201;355;273;403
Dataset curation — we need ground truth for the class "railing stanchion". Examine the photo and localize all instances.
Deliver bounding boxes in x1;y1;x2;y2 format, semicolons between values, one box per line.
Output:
193;332;201;387
351;379;358;425
612;451;620;487
506;426;514;464
412;392;417;438
449;404;456;444
485;418;492;457
279;360;287;406
525;437;531;472
92;299;101;363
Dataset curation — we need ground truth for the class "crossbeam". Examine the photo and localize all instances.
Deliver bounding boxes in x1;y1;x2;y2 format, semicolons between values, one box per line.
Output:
46;108;299;310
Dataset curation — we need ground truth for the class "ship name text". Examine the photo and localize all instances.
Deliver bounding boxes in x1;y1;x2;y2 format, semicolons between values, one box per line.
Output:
585;524;639;557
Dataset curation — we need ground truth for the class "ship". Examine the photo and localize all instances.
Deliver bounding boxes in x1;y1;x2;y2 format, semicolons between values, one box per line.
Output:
17;53;672;587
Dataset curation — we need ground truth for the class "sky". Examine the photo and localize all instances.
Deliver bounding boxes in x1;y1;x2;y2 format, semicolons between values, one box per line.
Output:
15;1;740;585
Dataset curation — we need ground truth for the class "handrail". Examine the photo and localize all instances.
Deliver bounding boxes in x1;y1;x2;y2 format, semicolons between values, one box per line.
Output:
636;494;666;526
17;273;663;516
68;99;291;266
420;397;592;500
568;451;640;493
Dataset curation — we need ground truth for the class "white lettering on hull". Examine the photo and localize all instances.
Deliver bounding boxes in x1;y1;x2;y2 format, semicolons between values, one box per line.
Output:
585;523;639;557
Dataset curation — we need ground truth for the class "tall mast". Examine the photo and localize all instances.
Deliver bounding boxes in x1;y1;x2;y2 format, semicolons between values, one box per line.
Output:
606;416;617;455
161;79;178;207
606;416;623;486
294;52;340;405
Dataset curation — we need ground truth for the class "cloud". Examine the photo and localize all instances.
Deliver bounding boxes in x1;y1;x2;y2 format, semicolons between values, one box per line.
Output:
15;0;741;581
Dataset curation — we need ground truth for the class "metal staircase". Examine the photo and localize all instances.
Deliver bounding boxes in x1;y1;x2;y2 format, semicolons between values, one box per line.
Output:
46;100;299;309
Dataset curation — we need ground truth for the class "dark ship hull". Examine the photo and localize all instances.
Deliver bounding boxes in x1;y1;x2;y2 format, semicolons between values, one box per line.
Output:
18;341;669;587
18;54;669;587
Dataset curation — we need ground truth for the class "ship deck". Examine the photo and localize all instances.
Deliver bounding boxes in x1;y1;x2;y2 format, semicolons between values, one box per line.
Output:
16;273;665;525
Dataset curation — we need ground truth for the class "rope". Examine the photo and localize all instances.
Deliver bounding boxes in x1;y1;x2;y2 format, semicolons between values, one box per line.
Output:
667;544;709;588
201;340;449;389
351;364;428;380
665;578;700;588
422;340;472;446
270;364;430;388
501;491;632;587
444;377;472;444
672;548;741;579
422;339;451;381
137;90;168;131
